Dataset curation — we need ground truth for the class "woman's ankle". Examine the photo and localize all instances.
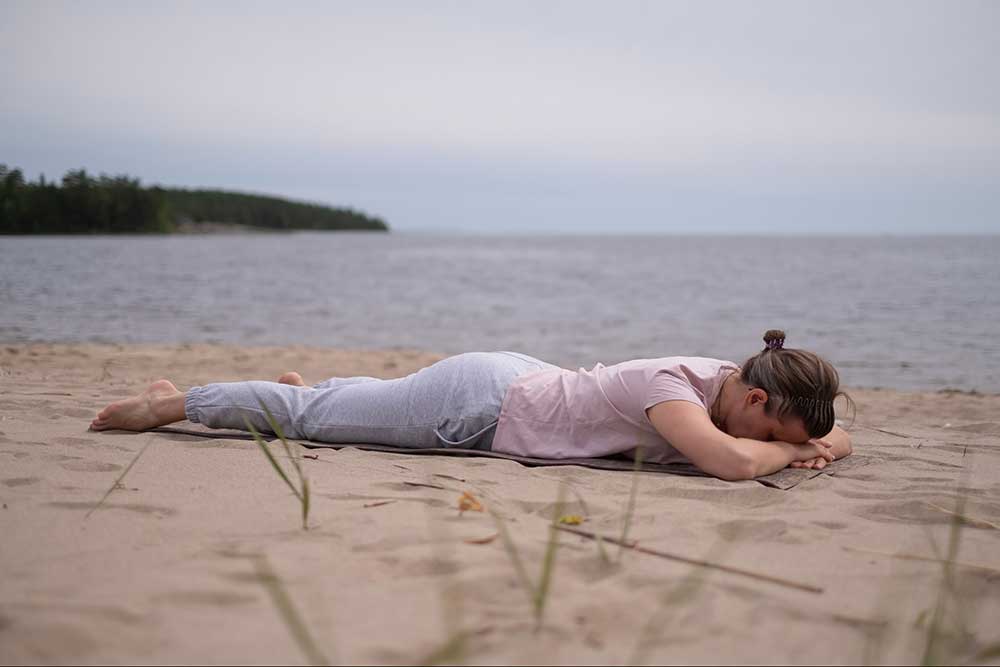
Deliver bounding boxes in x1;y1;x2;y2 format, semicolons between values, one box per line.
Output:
153;391;188;425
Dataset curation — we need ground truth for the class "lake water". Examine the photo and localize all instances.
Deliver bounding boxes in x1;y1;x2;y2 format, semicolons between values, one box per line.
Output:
1;232;998;392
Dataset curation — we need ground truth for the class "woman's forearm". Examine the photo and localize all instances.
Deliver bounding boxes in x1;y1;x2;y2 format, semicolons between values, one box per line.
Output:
734;439;798;478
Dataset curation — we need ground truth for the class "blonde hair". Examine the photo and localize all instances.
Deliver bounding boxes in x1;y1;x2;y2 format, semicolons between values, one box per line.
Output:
740;329;854;438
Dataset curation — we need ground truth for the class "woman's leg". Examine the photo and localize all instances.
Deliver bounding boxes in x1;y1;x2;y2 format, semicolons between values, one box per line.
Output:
89;370;376;433
90;352;555;448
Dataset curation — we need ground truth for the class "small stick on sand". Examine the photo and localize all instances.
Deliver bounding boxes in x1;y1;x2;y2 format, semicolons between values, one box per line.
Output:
842;545;1000;574
555;525;823;594
403;481;446;490
434;474;467;483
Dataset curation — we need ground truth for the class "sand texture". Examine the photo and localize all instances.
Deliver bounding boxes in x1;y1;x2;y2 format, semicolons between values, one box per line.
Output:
1;343;999;665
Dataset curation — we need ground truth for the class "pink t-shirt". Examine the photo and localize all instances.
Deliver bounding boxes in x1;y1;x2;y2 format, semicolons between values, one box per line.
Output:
492;356;739;464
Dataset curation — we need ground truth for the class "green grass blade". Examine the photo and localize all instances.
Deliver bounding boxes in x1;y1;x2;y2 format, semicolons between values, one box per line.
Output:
533;483;565;630
490;509;535;605
594;531;611;565
418;502;468;666
243;414;302;501
252;554;331;666
251;393;305;484
301;476;310;530
85;435;155;519
617;445;644;562
245;396;310;531
418;632;468;666
921;492;966;667
564;484;609;564
628;537;729;665
975;643;1000;662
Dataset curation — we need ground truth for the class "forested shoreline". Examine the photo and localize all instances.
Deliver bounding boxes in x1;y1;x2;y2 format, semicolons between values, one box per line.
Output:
0;165;389;234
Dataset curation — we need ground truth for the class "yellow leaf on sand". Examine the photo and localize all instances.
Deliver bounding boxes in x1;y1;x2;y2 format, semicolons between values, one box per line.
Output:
458;491;484;514
557;514;584;525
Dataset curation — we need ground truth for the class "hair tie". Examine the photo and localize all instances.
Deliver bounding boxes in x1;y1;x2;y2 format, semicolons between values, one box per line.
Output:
788;395;833;407
765;337;784;351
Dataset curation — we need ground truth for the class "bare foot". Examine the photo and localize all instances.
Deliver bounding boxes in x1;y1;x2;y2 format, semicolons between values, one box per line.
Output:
278;371;306;387
90;379;184;431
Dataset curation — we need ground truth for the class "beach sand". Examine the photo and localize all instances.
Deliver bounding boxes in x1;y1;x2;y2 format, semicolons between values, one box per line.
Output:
1;343;998;665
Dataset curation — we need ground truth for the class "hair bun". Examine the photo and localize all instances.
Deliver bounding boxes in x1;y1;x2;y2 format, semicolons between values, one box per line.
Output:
763;329;786;351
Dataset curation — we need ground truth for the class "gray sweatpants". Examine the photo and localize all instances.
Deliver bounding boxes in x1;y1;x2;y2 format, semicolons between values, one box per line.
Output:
183;351;557;451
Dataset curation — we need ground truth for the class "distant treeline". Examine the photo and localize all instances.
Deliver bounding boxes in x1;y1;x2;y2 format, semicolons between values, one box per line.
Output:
0;164;389;234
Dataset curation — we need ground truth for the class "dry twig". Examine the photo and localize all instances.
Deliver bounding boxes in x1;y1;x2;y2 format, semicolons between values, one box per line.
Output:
555;525;823;594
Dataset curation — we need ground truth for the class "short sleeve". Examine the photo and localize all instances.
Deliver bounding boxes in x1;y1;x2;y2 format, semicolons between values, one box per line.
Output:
643;369;708;414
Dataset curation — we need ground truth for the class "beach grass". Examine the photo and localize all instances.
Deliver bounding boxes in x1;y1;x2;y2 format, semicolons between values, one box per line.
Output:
417;499;469;666
617;445;644;563
628;538;729;665
85;434;155;519
533;483;566;627
862;467;986;666
491;483;566;631
252;553;331;666
563;483;610;564
920;490;969;666
243;398;311;530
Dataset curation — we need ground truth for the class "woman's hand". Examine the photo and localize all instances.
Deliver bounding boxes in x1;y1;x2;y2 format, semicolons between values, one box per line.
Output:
789;457;829;469
789;438;835;469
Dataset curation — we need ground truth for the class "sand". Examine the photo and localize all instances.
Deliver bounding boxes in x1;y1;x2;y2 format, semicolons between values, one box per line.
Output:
1;342;999;665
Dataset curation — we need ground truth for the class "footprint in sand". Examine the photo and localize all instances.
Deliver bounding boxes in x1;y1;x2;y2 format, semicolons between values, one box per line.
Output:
512;498;591;520
953;422;1000;434
852;499;958;525
153;591;258;607
52;436;98;447
405;557;462;577
47;501;177;517
353;535;434;554
716;518;802;543
60;460;123;473
2;477;41;487
374;555;463;578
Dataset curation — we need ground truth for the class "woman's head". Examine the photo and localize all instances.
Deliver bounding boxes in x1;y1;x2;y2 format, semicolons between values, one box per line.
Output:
728;329;852;441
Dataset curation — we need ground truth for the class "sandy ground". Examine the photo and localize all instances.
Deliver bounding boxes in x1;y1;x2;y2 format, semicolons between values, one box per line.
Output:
1;342;999;665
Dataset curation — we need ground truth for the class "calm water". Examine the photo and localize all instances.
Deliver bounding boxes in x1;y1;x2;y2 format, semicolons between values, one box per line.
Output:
1;232;998;392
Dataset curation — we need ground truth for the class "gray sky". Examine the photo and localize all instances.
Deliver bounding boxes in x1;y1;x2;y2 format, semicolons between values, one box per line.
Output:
3;1;998;233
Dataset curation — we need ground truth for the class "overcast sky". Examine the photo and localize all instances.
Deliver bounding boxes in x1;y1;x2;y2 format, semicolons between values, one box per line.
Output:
2;1;998;233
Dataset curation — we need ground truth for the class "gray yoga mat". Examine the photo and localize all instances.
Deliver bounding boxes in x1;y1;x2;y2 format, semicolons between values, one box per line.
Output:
150;423;835;490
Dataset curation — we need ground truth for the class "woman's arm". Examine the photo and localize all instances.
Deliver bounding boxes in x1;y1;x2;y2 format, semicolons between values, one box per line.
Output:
645;401;834;481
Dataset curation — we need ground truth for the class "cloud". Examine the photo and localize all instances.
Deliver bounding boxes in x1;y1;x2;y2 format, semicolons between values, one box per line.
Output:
2;0;998;232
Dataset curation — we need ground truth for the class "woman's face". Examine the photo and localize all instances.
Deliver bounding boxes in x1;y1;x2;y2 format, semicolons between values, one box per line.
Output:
725;388;811;444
